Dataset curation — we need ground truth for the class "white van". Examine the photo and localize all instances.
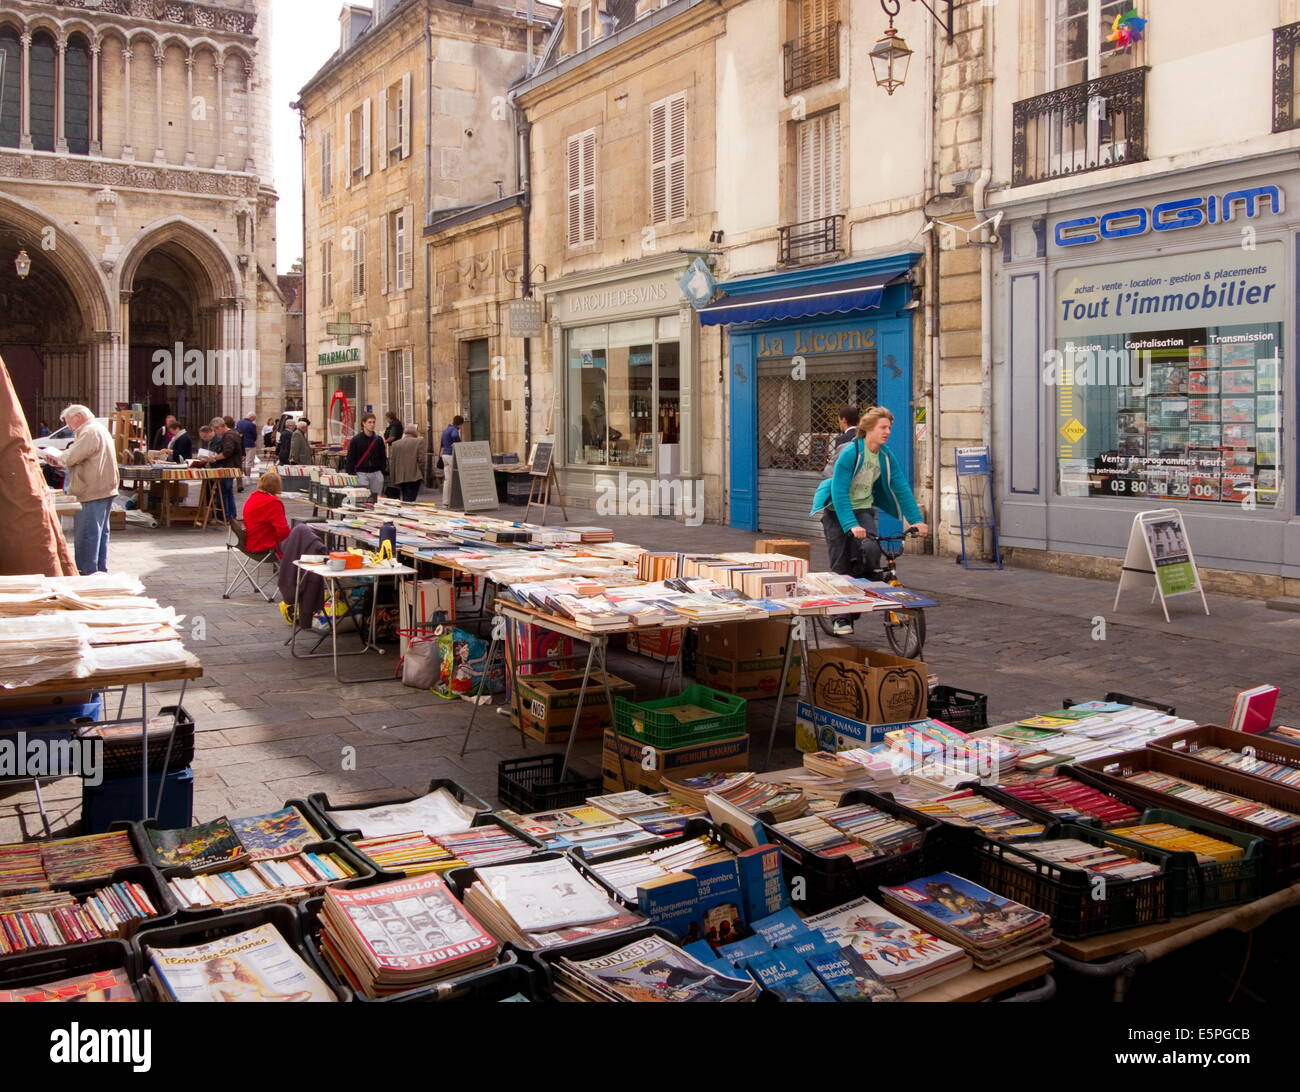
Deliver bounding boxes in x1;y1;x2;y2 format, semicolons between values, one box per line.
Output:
34;418;111;452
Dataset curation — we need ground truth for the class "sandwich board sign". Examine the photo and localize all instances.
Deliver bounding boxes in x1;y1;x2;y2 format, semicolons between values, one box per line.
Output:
450;440;498;512
1113;509;1209;622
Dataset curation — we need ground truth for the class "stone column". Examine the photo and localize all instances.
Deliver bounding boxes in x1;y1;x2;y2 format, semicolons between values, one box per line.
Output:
218;300;243;413
184;53;195;166
213;59;225;170
121;44;133;160
89;41;101;153
153;44;165;163
96;329;126;416
55;36;68;153
19;33;32;150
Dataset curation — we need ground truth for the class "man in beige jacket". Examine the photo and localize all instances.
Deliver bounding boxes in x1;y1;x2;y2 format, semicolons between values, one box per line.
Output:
388;424;423;502
42;404;118;574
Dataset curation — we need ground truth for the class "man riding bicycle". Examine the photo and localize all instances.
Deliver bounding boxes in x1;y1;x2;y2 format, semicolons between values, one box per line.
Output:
809;406;928;636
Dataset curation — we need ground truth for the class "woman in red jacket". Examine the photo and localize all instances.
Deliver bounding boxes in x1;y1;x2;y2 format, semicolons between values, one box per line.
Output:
243;469;291;555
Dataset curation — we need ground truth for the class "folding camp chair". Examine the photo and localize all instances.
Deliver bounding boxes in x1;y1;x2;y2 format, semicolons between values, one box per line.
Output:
222;519;280;601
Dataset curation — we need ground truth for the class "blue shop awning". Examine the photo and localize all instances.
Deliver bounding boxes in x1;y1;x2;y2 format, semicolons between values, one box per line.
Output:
697;270;907;326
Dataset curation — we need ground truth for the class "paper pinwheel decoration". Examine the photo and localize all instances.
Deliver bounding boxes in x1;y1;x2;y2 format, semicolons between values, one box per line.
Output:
1107;9;1146;52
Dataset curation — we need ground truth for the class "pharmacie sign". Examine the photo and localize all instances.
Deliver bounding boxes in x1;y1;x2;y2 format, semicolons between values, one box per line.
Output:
318;346;360;365
1054;184;1284;248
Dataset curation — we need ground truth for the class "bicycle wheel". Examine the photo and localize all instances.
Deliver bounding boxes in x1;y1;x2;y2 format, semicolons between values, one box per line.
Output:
883;608;926;659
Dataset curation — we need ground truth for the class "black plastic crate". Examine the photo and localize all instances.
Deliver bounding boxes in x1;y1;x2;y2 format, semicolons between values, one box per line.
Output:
497;754;602;813
0;939;148;1001
971;822;1170;939
299;895;537;1002
1098;809;1265;917
916;782;1061;873
131;901;350;1001
521;925;681;999
929;686;988;733
757;788;948;914
1062;692;1177;716
142;832;377;920
79;705;195;779
307;779;491;840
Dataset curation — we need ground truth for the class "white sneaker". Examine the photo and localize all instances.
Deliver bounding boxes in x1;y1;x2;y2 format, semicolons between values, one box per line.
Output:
831;618;854;637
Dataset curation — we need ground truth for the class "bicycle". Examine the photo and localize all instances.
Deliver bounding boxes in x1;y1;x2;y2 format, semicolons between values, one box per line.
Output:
817;526;927;659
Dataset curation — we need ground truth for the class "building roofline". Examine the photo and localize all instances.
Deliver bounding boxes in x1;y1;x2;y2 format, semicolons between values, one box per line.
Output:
423;192;524;235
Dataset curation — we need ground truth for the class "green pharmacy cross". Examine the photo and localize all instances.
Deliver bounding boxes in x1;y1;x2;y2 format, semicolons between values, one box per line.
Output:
325;312;372;347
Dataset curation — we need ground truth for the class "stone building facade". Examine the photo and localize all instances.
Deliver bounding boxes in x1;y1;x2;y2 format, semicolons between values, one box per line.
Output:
0;0;284;436
298;0;545;449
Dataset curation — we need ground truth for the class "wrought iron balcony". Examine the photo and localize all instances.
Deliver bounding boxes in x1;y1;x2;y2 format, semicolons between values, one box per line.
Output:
783;23;840;97
1273;21;1300;131
778;214;844;265
1011;67;1148;187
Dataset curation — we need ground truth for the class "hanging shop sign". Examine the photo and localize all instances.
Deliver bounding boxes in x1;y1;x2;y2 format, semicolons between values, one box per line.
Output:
1054;185;1284;248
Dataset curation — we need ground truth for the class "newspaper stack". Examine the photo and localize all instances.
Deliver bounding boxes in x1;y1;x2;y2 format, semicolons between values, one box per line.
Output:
0;614;91;687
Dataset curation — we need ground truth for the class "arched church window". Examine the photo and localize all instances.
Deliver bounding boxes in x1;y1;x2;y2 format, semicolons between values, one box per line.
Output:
0;26;20;148
29;30;56;152
65;33;91;155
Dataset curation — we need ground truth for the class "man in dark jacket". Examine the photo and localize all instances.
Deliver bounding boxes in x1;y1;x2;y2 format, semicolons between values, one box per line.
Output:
166;421;193;462
345;413;387;500
194;417;243;521
234;412;258;491
152;414;177;451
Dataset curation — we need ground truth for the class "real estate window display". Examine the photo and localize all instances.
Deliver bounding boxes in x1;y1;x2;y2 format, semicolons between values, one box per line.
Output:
566;315;682;470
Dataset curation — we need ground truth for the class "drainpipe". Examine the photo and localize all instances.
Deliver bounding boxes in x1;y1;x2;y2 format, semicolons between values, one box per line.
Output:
925;15;941;550
519;110;533;456
973;1;996;492
423;17;435;484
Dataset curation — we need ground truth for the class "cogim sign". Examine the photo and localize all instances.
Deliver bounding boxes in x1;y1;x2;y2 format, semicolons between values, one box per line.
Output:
1054;185;1284;248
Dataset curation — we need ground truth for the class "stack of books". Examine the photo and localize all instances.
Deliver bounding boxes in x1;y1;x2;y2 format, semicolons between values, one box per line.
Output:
909;790;1047;840
660;772;806;822
0;831;140;892
1124;770;1300;829
355;825;535;875
0;879;158;954
802;896;973;997
879;872;1056;969
1108;821;1244;863
167;851;359;910
773;801;923;863
1002;837;1163;879
1181;743;1300;788
506;804;664;856
550;935;759;1001
320;787;477;839
146;923;336;1002
997;776;1141;824
318;873;498;998
461;857;646;950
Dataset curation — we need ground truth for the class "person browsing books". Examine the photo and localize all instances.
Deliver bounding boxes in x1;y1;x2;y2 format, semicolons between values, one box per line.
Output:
809;406;928;637
345;413;388;500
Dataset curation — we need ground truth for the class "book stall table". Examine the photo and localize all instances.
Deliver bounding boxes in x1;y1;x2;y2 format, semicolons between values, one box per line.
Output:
115;465;242;529
288;559;417;682
1046;881;1300;1001
903;953;1055;1002
0;659;202;830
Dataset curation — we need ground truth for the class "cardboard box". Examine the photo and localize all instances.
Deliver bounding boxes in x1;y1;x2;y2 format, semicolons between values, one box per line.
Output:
627;627;683;662
756;537;811;563
515;670;635;730
793;701;928;753
696;654;801;699
510;709;609;745
601;729;749;793
807;647;927;724
697;619;794;662
109;508;125;530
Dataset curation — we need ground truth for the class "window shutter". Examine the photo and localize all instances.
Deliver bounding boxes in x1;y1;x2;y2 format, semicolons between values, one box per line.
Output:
824;109;840;216
649;100;667;225
566;135;581;246
379;351;390;420
668;93;687;222
400;72;412;159
402;347;414;425
796;118;814;221
381;212;390;294
352;226;365;297
581;130;596;244
402;204;414;288
377;86;388;171
343;110;352;188
361;97;371;176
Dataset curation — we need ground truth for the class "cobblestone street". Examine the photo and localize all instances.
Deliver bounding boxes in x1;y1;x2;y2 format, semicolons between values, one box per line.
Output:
4;497;1296;842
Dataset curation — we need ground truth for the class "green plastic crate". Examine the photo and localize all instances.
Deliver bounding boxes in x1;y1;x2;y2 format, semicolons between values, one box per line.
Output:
613;684;747;750
1102;809;1266;916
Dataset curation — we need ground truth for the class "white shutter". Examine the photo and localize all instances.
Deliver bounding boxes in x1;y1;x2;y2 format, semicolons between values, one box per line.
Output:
649;100;667;225
668;93;687;222
402;347;414;425
566;135;581;246
400;72;412;159
343;110;352;188
381;211;390;294
796;111;840;222
581;130;596;244
394;209;407;291
824;109;840;216
379;350;390;420
402;203;414;288
377;85;388;171
361;97;371;176
352;225;365;297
